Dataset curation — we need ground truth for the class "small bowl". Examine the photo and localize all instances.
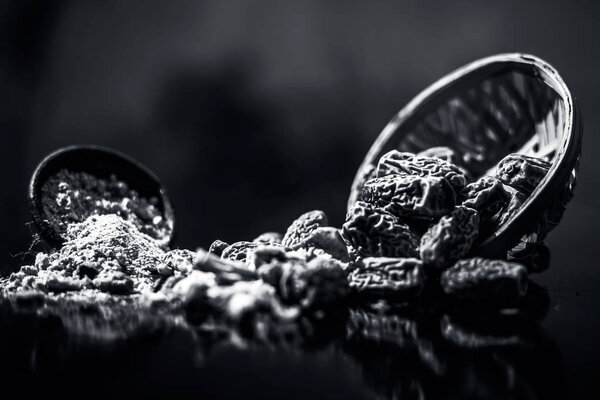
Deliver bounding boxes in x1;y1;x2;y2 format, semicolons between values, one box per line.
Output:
348;53;582;257
29;145;175;248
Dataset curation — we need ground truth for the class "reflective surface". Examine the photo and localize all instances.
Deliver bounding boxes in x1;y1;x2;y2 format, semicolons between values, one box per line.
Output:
0;268;566;399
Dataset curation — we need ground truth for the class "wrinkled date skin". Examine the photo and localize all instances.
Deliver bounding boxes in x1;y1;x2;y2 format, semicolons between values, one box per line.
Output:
348;257;425;300
461;176;510;232
209;239;230;256
342;202;419;258
361;174;456;220
496;153;551;195
440;257;528;303
376;150;467;192
221;241;260;264
282;210;329;248
420;206;480;269
497;189;528;226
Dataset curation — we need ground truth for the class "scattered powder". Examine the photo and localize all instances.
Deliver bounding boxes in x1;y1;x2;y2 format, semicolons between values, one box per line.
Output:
41;169;171;242
3;167;352;343
1;214;193;297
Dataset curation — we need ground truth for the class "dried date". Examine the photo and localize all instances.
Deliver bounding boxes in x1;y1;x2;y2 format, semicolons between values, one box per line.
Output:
361;174;456;220
348;257;425;300
496;153;551;195
221;241;259;264
461;176;510;232
342;201;419;258
209;240;229;256
420;206;480;269
290;227;351;262
248;245;292;269
195;249;258;283
282;210;328;248
497;189;528;226
376;150;467;192
440;257;528;303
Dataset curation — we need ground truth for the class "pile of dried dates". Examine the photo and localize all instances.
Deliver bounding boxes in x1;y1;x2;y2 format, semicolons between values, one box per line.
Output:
203;148;552;313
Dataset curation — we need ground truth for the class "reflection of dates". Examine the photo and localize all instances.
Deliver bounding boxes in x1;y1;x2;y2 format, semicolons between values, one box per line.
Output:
348;257;425;300
346;307;418;344
440;311;535;348
440;257;528;303
282;210;328;248
342;202;419;258
496;153;551;195
509;242;551;274
420;206;479;269
376;150;467;192
461;176;509;232
361;175;456;219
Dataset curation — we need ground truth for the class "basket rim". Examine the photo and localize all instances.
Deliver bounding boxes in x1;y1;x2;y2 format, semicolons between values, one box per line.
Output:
349;53;581;256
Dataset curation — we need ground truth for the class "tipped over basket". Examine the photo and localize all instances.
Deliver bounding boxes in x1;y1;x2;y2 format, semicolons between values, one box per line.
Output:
348;53;582;257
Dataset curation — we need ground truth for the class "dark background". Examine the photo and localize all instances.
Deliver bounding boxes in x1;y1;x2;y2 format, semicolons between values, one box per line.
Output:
1;0;599;397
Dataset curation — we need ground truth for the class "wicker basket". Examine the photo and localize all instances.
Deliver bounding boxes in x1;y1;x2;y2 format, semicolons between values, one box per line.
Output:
348;53;582;257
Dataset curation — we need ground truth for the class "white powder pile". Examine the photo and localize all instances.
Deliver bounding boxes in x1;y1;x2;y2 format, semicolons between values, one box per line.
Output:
1;214;194;298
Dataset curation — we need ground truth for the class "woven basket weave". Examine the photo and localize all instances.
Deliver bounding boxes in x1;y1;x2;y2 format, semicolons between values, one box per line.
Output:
348;53;582;257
